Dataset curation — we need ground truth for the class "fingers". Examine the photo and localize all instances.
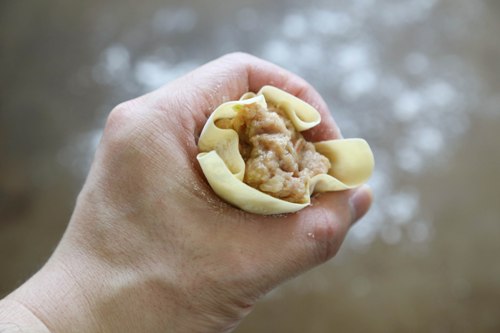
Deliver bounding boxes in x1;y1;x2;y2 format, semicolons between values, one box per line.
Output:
150;52;341;141
141;53;369;279
177;53;366;265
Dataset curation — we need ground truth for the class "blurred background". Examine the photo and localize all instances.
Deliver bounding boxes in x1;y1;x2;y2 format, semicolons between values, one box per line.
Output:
1;0;499;331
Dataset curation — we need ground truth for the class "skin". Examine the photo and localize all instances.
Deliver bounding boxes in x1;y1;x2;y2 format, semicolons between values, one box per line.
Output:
0;53;372;333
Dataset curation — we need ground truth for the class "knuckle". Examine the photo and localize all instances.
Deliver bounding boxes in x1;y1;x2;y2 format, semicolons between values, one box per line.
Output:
104;102;140;144
311;209;344;263
106;102;134;131
220;52;262;67
222;51;254;61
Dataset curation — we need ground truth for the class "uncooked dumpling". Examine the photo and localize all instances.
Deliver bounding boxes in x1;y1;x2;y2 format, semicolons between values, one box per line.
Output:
197;86;374;215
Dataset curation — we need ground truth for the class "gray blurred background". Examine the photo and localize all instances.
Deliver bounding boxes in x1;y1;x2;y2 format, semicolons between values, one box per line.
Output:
1;0;500;332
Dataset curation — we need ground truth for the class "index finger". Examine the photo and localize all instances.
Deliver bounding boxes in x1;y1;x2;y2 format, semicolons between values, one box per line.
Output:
150;52;342;142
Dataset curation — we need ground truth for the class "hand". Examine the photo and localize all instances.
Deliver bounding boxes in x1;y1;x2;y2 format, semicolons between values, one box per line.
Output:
1;53;372;333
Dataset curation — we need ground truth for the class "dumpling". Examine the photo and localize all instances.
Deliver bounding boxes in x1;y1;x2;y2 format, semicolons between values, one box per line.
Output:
197;86;374;215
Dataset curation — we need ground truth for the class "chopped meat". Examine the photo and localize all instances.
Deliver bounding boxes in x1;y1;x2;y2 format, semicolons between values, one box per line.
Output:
215;102;331;203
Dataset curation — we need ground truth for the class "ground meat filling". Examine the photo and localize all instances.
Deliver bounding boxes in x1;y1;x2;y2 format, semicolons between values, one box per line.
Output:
215;102;331;204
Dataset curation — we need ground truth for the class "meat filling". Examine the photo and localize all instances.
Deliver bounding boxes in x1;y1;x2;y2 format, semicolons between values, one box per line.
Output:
215;102;331;204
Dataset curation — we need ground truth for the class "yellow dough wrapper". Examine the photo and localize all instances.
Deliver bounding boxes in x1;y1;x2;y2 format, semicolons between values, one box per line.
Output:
197;86;374;215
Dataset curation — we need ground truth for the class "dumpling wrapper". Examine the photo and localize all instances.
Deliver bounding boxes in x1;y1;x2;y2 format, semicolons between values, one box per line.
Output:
197;85;374;215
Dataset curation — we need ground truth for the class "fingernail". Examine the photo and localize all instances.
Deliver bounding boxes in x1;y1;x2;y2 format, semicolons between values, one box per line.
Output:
349;184;373;224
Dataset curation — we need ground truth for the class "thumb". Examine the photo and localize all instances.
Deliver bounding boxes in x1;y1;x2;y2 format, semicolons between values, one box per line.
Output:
349;184;373;226
254;185;373;284
298;185;372;264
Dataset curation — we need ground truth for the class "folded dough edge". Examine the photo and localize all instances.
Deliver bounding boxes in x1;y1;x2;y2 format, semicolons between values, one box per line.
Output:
196;86;374;215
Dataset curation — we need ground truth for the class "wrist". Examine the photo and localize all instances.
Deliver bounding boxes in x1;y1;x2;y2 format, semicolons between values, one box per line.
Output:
0;299;50;333
5;256;103;333
5;244;238;333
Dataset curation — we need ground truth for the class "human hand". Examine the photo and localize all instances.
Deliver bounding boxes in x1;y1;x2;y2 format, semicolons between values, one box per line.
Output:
2;53;372;333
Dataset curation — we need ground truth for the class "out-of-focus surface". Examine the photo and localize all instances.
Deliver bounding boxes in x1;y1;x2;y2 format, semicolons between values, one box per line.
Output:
1;0;500;331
